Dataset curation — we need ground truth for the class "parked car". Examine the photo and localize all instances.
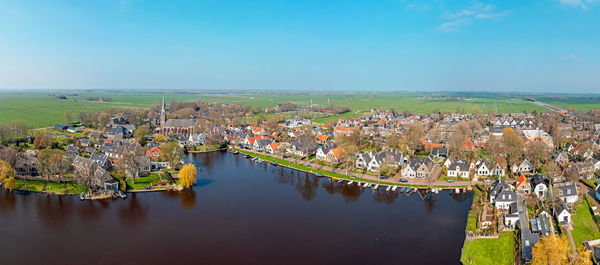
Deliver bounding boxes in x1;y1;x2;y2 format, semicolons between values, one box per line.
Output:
379;175;389;179
399;178;408;183
447;179;454;183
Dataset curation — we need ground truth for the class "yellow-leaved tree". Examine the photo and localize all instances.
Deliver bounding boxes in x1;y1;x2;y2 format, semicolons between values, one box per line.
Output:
179;164;197;189
572;245;592;265
0;159;16;183
532;235;569;265
4;176;15;192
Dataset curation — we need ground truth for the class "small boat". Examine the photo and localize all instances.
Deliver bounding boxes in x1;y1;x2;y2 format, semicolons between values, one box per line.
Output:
363;183;370;188
79;193;85;201
337;179;344;183
245;155;251;158
315;173;324;177
372;184;379;190
233;151;239;154
455;188;460;193
386;186;392;191
347;181;354;185
399;187;405;192
391;186;397;191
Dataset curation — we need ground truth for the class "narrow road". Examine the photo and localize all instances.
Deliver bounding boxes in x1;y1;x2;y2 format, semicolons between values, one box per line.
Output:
565;227;576;254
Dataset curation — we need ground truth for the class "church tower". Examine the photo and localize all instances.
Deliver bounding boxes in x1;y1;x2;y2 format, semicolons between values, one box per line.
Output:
160;96;166;133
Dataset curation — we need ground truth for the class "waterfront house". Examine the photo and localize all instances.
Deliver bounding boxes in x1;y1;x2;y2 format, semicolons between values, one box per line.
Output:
446;159;470;179
265;142;281;154
73;156;118;191
357;150;405;173
401;156;434;178
287;141;318;157
14;152;38;176
253;139;274;152
557;183;578;204
188;133;205;146
325;147;347;165
316;144;336;161
135;156;151;176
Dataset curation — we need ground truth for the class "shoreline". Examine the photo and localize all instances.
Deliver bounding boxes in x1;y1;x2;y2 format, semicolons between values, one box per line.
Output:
232;148;472;190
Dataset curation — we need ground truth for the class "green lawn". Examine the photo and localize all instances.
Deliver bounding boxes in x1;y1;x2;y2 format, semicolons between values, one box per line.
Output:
461;232;515;265
125;172;173;191
571;198;600;247
12;178;87;194
234;148;468;188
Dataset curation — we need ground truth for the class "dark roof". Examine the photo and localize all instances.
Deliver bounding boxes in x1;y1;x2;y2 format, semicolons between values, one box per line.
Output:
448;159;470;172
558;184;577;197
529;174;546;188
164;119;195;128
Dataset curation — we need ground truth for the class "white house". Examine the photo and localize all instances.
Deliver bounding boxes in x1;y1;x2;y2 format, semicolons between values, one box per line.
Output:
513;159;533;174
447;160;470;179
557;183;578;204
555;203;571;224
529;174;548;198
188;133;205;146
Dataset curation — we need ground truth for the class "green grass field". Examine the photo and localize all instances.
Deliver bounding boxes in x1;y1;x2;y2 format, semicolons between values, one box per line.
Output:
571;198;600;247
460;232;515;265
12;179;87;194
1;91;598;128
124;172;174;191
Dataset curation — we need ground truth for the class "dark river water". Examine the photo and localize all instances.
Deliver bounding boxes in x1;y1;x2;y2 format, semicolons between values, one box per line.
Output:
0;151;472;265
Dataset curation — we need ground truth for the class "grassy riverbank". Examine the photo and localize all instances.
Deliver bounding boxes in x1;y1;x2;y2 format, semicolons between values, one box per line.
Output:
234;148;469;189
12;179;87;194
460;232;515;265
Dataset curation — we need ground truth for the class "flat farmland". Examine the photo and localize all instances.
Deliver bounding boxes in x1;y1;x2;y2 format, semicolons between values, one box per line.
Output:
0;91;598;129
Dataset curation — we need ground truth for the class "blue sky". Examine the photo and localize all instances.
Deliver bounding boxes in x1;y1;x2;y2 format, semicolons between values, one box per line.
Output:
0;0;598;93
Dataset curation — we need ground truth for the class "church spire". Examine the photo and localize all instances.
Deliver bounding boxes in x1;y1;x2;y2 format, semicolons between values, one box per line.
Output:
160;96;166;128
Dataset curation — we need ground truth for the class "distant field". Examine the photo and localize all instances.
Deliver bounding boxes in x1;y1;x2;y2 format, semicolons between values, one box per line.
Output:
0;91;598;128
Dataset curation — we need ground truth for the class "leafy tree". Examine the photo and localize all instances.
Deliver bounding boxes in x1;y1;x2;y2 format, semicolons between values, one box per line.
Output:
0;160;16;182
153;133;166;142
501;127;523;165
33;134;53;149
179;163;197;189
123;151;140;184
404;122;425;150
65;111;72;122
532;234;569;265
572;245;592;265
134;125;150;140
4;176;15;192
160;142;184;169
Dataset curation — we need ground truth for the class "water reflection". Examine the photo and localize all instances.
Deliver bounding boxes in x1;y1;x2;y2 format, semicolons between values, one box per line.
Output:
0;151;474;265
372;189;399;205
294;173;319;201
117;193;148;227
178;189;196;209
0;190;16;214
36;195;74;229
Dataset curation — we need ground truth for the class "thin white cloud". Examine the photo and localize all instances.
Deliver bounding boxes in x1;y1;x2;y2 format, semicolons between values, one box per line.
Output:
436;18;471;32
436;3;510;32
563;54;582;61
559;0;597;9
406;3;430;11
